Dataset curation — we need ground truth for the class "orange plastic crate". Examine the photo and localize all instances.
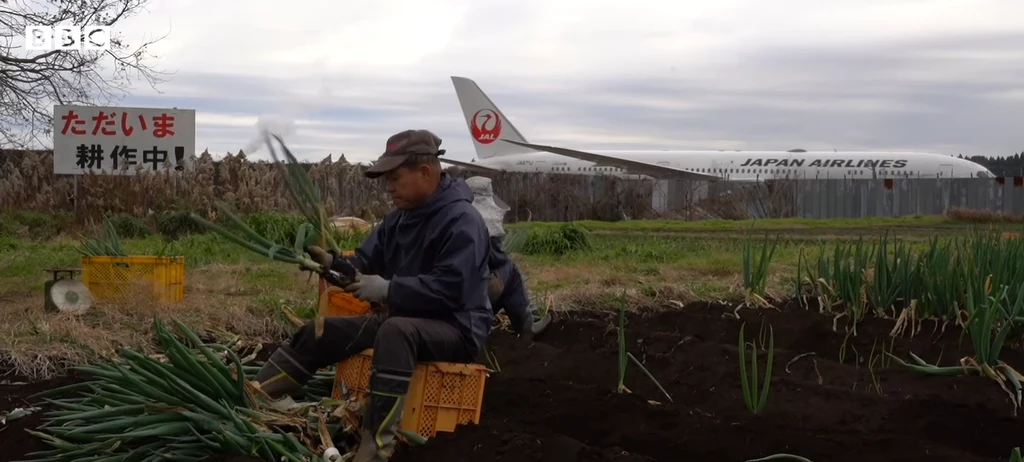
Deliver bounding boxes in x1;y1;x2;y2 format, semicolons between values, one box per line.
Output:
81;255;185;303
317;279;371;316
317;250;371;317
332;349;488;438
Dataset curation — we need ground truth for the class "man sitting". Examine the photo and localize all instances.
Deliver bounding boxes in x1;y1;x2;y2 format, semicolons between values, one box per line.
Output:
252;129;493;462
465;176;551;339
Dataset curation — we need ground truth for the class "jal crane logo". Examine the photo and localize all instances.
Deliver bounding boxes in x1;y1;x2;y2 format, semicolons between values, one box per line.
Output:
470;109;502;145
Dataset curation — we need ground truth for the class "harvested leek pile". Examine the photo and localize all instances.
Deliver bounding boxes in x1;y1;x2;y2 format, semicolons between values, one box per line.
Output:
20;319;359;462
76;218;127;257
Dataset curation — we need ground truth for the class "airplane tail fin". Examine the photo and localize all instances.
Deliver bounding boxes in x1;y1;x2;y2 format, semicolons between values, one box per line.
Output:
451;76;534;159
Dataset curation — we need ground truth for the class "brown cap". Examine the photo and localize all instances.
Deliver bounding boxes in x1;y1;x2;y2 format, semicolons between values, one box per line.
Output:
364;129;446;179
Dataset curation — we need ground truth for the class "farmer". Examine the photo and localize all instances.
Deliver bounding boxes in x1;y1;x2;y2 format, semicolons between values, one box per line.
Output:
253;129;493;462
465;176;551;339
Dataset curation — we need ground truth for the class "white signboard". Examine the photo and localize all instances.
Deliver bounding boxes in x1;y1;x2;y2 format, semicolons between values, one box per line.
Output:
52;105;197;176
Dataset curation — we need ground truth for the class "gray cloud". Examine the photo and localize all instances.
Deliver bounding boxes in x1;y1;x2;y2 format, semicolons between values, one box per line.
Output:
117;31;1024;163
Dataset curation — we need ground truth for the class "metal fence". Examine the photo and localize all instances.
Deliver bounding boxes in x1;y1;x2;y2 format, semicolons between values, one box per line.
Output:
654;177;1024;219
792;178;1024;219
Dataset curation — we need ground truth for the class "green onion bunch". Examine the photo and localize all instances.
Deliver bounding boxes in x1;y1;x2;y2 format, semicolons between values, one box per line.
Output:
263;132;342;254
188;133;347;272
19;319;347;462
76;218;127;257
190;202;324;273
188;133;363;341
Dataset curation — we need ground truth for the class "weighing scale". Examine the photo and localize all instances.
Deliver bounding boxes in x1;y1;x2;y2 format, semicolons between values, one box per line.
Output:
42;267;93;314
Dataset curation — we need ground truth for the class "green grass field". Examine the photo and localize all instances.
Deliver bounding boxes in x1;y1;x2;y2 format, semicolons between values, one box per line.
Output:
0;213;1020;378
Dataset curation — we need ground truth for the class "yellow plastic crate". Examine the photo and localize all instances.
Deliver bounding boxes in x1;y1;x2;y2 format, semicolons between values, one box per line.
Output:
81;256;185;303
332;348;488;438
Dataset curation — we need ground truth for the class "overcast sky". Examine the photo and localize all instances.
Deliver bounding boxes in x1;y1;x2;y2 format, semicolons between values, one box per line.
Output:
59;0;1024;163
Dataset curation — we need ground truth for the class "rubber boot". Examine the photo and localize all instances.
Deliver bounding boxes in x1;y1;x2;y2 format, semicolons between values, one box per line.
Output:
351;391;405;462
253;347;314;399
524;300;552;340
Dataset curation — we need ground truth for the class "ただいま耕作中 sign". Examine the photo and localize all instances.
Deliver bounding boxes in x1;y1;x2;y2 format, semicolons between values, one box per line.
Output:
52;105;197;176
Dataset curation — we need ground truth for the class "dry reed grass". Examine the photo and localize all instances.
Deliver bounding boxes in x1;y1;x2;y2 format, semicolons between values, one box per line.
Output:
946;206;1024;223
0;150;660;224
0;263;307;379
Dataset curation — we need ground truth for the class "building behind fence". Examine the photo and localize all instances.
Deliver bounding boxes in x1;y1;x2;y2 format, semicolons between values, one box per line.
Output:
3;150;1024;222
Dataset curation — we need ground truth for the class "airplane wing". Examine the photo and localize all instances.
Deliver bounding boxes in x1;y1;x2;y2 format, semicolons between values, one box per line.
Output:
500;139;723;181
439;158;501;173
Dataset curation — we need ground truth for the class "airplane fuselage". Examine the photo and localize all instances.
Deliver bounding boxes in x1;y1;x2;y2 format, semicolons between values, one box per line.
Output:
473;150;992;181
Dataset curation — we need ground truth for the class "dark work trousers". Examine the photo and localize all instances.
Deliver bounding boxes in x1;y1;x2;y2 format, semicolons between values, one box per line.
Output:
286;315;475;396
491;260;533;334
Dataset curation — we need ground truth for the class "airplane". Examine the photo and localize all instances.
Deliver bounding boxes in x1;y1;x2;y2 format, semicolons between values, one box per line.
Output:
444;76;995;181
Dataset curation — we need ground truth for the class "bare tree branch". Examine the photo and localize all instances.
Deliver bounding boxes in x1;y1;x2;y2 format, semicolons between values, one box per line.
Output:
0;0;173;149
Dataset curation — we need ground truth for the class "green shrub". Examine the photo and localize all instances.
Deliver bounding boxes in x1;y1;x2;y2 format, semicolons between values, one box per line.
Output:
243;211;307;247
105;213;151;239
505;222;592;256
157;211;206;239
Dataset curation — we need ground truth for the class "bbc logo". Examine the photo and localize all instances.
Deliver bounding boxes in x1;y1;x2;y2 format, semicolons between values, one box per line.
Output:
24;26;111;51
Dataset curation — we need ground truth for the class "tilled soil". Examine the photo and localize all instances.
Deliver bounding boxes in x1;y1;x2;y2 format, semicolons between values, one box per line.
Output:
3;299;1023;462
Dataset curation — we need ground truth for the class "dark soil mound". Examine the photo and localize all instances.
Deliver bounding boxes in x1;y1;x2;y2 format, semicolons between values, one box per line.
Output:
3;299;1022;462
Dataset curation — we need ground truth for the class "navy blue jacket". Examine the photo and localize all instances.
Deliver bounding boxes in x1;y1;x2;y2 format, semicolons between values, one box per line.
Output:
334;174;493;355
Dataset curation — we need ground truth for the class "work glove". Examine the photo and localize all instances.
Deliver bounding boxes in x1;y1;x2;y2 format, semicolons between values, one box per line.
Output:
303;245;334;270
301;245;358;289
344;273;391;304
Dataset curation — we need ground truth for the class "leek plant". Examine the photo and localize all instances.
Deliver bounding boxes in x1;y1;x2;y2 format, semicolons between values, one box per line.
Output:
263;133;341;254
260;133;365;340
190;203;324;272
189;134;361;339
796;231;1024;411
615;306;673;403
801;231;1024;331
737;322;774;414
886;278;1024;412
741;233;779;308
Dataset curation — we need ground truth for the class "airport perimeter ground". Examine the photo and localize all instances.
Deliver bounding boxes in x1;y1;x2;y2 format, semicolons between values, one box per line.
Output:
1;215;1023;462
